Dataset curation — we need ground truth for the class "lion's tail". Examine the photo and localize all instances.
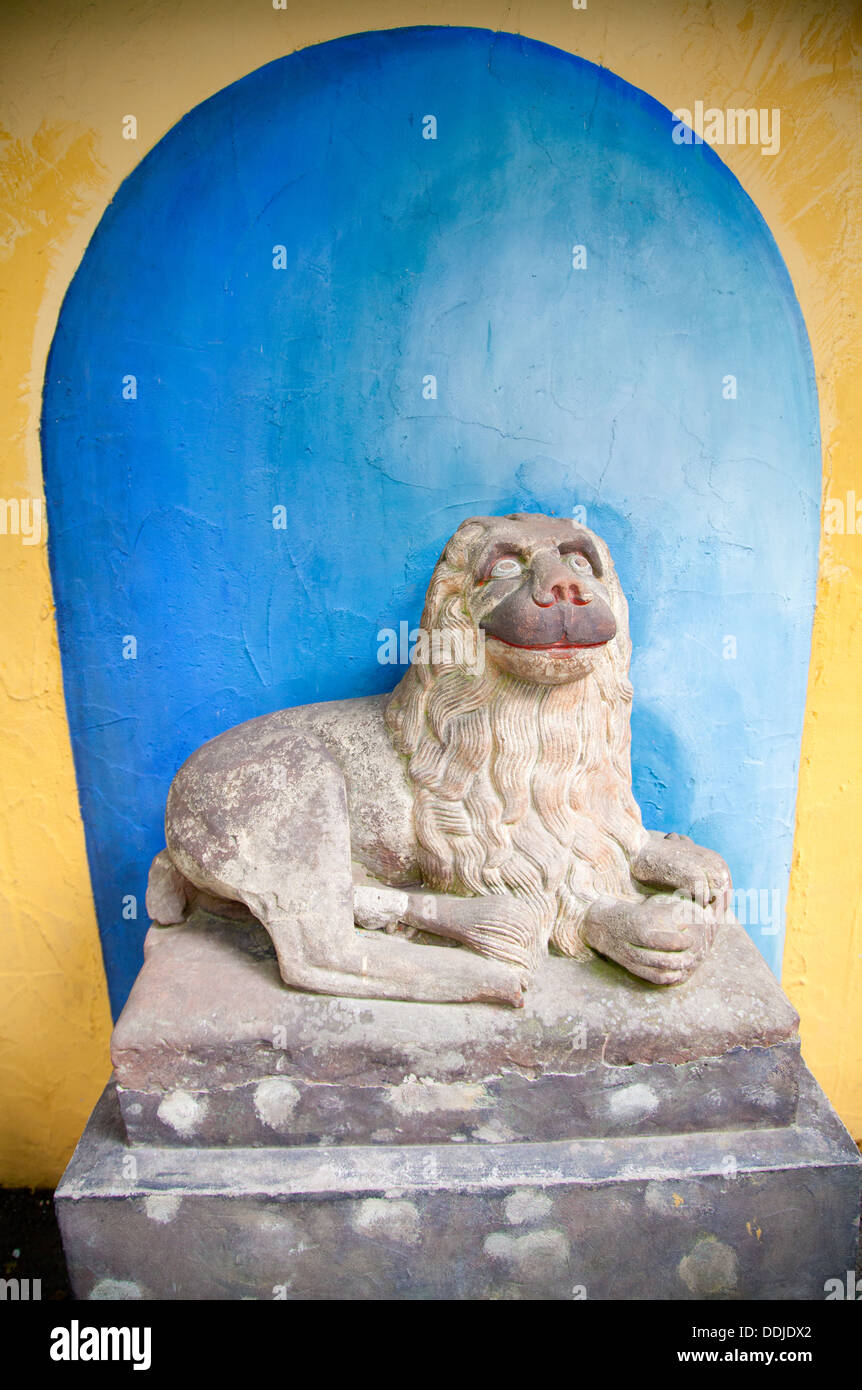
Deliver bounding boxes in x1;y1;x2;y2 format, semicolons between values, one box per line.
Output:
145;848;192;925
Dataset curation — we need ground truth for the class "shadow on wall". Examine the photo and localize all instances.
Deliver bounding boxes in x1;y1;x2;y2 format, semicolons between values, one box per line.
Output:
41;26;820;1011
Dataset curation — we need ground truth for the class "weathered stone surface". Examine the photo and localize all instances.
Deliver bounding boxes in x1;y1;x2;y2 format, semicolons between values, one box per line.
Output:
149;515;736;1003
56;1068;862;1301
112;910;799;1145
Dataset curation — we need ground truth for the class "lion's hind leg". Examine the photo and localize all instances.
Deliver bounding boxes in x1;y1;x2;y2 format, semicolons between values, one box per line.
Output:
165;724;524;1006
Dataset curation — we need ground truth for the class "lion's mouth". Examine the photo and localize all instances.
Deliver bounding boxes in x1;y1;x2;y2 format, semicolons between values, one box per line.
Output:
480;597;617;651
490;637;610;654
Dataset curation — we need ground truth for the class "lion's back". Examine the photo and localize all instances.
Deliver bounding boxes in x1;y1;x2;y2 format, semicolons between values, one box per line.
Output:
272;693;419;885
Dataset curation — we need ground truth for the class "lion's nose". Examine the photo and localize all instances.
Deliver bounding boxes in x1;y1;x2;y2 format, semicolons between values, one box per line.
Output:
532;560;593;608
551;581;592;606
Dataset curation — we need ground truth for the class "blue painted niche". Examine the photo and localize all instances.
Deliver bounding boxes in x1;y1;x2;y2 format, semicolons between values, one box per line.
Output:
42;27;821;1013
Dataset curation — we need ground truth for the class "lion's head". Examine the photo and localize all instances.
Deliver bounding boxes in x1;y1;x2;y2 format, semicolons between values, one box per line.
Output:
385;513;648;965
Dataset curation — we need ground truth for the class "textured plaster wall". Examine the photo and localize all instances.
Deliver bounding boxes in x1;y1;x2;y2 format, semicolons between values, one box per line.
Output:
42;27;819;1011
1;0;859;1184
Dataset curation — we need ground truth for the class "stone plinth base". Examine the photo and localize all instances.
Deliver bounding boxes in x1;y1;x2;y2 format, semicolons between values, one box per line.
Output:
56;1070;860;1301
111;912;800;1146
57;911;860;1299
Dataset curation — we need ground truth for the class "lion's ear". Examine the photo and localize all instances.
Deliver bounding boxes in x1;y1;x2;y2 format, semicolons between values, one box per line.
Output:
420;568;466;633
419;522;487;629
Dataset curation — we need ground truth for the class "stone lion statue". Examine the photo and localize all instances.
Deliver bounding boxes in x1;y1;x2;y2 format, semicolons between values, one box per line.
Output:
147;513;731;1007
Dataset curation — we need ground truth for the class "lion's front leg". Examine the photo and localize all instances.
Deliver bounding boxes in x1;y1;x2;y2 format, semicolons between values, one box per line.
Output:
582;893;722;986
630;830;732;913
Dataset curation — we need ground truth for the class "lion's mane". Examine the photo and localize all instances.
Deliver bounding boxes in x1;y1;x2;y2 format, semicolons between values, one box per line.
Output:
385;514;648;970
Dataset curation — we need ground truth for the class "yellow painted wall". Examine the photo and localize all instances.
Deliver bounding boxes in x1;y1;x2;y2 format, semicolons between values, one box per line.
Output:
1;0;859;1185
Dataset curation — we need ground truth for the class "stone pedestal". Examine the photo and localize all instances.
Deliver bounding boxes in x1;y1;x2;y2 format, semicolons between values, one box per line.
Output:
56;911;861;1300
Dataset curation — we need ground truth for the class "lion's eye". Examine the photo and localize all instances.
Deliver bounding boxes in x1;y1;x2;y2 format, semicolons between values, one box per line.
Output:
489;556;523;580
566;552;592;573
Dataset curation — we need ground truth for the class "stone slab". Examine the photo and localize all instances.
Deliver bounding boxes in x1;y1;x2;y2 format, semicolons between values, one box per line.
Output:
111;911;800;1145
55;1067;861;1301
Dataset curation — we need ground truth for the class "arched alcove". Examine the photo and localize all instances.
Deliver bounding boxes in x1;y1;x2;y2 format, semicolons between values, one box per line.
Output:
42;27;820;1011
